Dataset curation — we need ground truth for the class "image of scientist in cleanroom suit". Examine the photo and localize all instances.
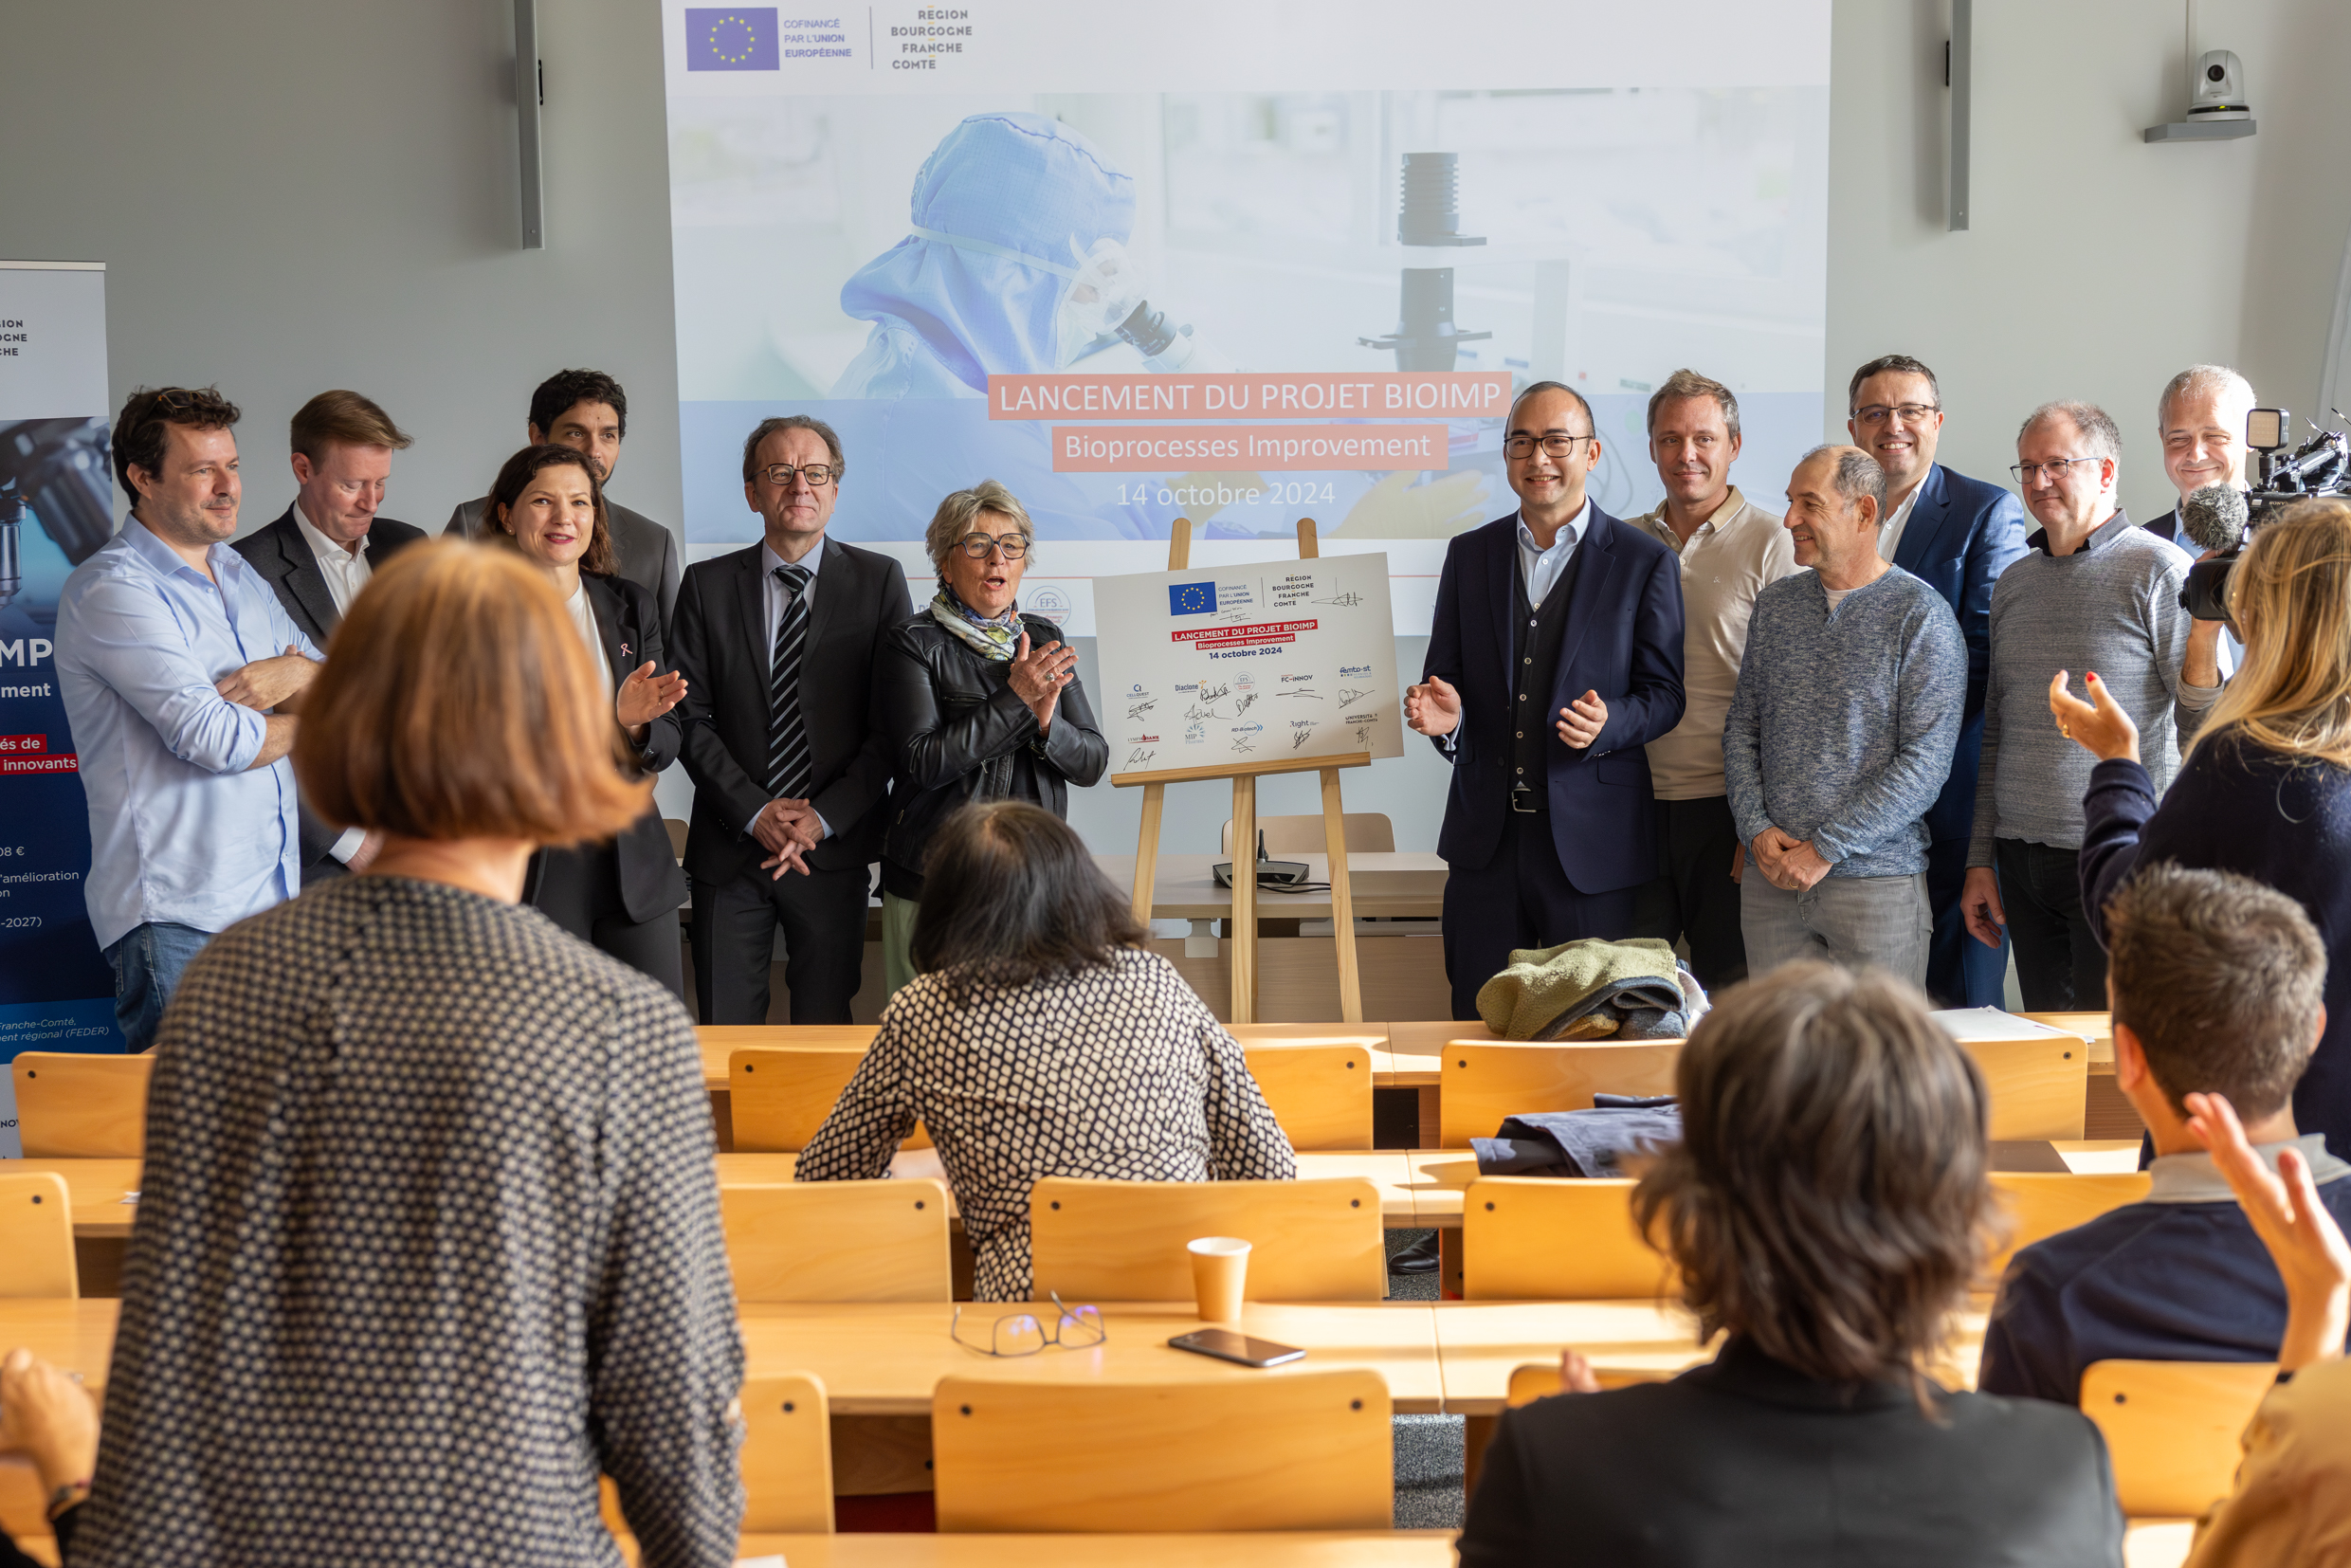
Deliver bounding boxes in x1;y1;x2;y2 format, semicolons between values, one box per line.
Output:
830;111;1187;541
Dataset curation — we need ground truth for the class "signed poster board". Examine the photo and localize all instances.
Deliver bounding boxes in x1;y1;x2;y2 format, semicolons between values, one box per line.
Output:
1092;553;1403;780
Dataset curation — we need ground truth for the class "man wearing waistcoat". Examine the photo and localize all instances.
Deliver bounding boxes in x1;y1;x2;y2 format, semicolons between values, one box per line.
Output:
1409;381;1688;1021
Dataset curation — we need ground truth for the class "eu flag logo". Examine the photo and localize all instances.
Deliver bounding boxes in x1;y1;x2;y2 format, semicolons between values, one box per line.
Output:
685;9;780;70
1169;581;1217;616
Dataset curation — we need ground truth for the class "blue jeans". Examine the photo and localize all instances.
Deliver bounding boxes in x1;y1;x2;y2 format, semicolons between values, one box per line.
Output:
104;921;212;1053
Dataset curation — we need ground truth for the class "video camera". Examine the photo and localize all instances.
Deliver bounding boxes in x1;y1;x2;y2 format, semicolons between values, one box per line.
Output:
2179;408;2351;625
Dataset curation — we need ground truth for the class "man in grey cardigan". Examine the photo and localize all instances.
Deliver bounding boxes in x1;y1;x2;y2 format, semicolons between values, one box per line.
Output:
1958;400;2225;1009
1723;447;1966;983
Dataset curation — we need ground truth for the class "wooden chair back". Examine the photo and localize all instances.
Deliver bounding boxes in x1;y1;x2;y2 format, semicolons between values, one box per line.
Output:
1438;1041;1683;1149
1462;1176;1676;1301
932;1370;1392;1532
11;1051;152;1158
2080;1358;2275;1519
1982;1172;2154;1284
1242;1043;1373;1150
1028;1176;1386;1302
0;1173;77;1299
1959;1033;2088;1140
740;1372;835;1533
721;1179;952;1302
1221;813;1396;855
728;1046;928;1153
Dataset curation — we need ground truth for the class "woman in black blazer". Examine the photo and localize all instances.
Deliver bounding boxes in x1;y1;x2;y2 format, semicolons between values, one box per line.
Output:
1459;962;2125;1568
489;444;690;994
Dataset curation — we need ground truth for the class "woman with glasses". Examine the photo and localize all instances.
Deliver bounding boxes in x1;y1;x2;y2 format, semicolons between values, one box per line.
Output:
797;800;1294;1302
2058;497;2351;1158
872;481;1107;998
487;444;692;997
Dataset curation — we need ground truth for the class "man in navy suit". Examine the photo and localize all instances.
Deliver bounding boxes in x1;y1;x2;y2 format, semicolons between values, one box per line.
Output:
1847;355;2030;1006
1410;381;1687;1021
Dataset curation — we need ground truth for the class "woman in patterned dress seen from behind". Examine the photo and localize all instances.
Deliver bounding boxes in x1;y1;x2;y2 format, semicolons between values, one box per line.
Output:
797;799;1296;1301
73;541;744;1568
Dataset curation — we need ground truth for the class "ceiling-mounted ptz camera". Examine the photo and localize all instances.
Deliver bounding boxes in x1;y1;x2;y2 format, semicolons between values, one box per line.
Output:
2189;49;2251;119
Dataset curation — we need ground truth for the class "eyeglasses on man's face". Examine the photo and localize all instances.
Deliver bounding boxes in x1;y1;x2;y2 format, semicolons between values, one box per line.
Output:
1852;403;1941;428
2012;455;2106;485
1503;432;1595;461
951;1294;1104;1357
758;463;837;489
956;532;1030;560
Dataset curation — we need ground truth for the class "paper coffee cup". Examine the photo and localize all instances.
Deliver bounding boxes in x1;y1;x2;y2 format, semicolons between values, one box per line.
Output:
1189;1235;1250;1322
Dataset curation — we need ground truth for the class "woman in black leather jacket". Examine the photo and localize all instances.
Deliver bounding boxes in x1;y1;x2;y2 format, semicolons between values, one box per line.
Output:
875;481;1108;997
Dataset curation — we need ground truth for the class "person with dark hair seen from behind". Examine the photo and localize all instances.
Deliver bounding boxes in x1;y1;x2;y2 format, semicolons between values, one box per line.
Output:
1960;400;2224;1010
1722;447;1965;982
0;1347;99;1568
70;542;742;1566
55;387;325;1052
1979;866;2351;1404
1458;962;2124;1567
445;368;682;623
233;389;424;885
1408;380;1687;1022
670;414;912;1024
796;801;1295;1302
489;443;692;997
1845;354;2030;1006
2173;1090;2351;1566
873;479;1107;1000
2058;497;2351;1158
1625;369;1800;991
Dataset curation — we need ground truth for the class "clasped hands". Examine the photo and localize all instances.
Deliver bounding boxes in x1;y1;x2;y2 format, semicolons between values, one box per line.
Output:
1403;676;1610;749
214;646;319;711
1749;827;1831;892
756;798;824;881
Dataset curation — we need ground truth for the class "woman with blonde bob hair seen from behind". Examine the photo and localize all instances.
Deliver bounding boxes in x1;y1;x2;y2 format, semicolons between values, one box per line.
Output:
2057;496;2351;1158
1458;961;2124;1566
71;542;744;1568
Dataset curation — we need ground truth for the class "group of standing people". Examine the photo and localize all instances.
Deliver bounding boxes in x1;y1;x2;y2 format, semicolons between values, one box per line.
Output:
56;368;1111;1048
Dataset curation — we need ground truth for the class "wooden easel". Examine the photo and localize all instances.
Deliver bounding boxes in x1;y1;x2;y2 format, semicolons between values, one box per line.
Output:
1114;517;1370;1025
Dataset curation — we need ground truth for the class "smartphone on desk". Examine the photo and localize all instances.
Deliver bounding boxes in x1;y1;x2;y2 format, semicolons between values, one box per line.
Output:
1167;1329;1306;1368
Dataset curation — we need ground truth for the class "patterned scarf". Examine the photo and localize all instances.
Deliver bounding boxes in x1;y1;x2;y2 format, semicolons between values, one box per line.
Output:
929;584;1023;661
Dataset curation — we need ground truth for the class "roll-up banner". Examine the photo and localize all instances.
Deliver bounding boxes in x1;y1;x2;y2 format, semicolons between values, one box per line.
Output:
658;0;1831;632
0;260;118;1158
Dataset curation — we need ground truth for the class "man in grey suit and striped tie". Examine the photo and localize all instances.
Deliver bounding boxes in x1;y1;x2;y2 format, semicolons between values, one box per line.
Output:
670;414;912;1023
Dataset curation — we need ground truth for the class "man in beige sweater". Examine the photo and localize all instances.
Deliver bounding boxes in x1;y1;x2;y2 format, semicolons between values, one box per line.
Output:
1627;369;1800;989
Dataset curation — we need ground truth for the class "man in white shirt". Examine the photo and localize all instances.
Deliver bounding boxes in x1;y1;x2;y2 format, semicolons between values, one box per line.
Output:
2144;364;2258;548
232;390;418;882
1625;369;1800;989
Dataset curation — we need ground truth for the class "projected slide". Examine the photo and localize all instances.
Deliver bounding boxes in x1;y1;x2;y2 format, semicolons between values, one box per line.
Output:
660;1;1829;632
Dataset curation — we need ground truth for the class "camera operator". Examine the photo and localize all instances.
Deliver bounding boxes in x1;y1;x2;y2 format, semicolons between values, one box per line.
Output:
2056;497;2351;1160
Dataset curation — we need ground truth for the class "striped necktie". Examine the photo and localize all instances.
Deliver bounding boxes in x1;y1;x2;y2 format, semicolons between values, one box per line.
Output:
766;563;813;798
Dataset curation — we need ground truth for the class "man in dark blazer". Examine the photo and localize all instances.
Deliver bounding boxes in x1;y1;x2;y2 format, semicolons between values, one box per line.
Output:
1409;381;1687;1022
670;414;911;1025
444;368;682;625
1849;355;2029;1007
231;390;424;884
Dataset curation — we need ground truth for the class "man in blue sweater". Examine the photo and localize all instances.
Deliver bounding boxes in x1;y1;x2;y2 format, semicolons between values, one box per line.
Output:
1978;864;2351;1403
1722;447;1965;983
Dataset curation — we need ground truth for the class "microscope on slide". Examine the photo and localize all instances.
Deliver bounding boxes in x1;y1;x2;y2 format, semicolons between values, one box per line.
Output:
0;416;114;611
1360;152;1491;373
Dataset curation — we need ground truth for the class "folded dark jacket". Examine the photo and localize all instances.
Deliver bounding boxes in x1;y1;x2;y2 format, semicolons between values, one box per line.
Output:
1470;1097;1683;1177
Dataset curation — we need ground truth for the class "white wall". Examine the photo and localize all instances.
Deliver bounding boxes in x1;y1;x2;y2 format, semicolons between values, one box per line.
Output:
5;0;2346;858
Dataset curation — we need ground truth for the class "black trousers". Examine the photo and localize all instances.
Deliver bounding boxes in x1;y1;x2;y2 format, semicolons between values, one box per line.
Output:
1995;837;2105;1012
690;862;870;1025
1923;834;2010;1008
530;840;684;999
1627;795;1747;993
1443;808;1639;1022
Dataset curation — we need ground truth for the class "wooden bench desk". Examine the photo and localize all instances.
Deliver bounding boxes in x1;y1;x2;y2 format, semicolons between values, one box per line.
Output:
5;1158;141;1239
731;1532;1459;1564
737;1300;1447;1415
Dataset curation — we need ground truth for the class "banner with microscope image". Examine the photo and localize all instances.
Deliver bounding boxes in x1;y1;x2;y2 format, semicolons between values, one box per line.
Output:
0;260;119;1158
659;0;1829;634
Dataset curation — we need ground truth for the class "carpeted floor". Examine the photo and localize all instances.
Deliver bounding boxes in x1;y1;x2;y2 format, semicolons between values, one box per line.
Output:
1386;1229;1465;1528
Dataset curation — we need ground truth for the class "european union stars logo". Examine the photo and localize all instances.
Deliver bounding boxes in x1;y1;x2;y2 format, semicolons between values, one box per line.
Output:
685;8;779;70
1169;581;1217;616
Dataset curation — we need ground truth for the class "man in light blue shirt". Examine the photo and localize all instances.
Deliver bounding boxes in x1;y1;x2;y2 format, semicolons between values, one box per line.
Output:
57;387;323;1050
